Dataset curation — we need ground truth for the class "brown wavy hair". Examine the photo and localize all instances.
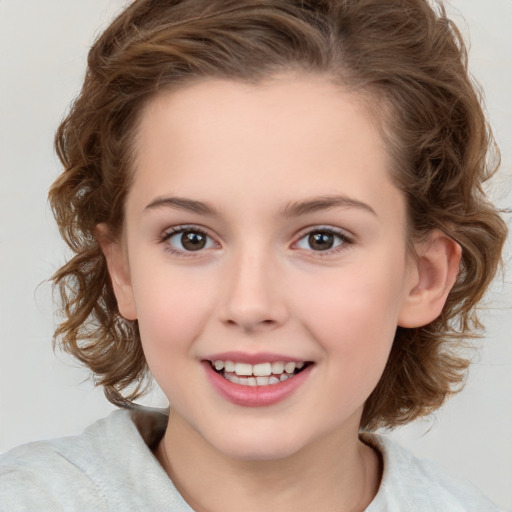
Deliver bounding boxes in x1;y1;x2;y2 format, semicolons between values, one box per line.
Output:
49;0;507;429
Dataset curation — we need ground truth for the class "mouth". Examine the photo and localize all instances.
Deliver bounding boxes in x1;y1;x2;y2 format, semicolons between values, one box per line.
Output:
207;359;313;387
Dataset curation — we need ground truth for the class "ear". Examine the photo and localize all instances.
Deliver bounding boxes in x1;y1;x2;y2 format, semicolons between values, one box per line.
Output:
95;223;137;321
398;230;461;328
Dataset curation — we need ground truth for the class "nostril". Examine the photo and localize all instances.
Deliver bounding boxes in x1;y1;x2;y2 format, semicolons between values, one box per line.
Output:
223;317;278;331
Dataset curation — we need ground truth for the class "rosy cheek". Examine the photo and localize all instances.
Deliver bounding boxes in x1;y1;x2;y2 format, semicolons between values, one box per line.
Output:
297;270;400;346
134;271;215;343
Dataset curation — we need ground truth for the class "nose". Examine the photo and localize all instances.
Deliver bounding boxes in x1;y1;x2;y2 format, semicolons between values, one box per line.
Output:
218;248;289;333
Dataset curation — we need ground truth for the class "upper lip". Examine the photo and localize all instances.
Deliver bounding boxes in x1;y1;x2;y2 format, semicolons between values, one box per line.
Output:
203;351;310;364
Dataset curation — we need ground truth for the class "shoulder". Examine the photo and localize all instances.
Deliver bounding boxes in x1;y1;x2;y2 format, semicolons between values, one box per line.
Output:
362;433;502;512
0;408;190;511
0;413;120;511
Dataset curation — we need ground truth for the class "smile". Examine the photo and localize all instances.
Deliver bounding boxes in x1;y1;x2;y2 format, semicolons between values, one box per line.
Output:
209;360;309;386
202;356;315;407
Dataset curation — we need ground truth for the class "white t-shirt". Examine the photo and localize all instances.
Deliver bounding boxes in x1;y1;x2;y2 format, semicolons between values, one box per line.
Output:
0;409;501;511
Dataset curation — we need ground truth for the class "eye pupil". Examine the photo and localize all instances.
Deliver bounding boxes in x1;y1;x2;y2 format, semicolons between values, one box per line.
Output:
309;232;334;251
182;231;206;251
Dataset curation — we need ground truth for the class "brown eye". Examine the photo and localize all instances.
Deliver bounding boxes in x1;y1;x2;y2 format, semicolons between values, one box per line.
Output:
295;228;349;253
181;231;207;251
308;232;335;251
163;227;216;253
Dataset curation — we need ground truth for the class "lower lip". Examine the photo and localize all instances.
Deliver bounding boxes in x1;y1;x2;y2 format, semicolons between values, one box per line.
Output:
203;361;313;407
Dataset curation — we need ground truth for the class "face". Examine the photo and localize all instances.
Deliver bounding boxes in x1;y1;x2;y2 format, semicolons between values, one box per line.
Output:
109;75;420;460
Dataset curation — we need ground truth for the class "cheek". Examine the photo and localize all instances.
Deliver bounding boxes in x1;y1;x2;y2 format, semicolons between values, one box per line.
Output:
294;256;408;373
131;266;216;357
130;268;219;404
296;270;405;414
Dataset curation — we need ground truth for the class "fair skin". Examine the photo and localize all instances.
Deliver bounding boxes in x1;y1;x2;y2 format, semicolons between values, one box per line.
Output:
99;74;460;512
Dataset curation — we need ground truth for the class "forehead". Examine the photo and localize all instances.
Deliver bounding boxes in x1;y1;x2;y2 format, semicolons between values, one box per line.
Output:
129;74;401;221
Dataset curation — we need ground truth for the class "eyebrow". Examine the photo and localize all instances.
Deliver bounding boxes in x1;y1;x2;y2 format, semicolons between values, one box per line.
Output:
145;196;218;216
144;194;377;217
280;195;377;218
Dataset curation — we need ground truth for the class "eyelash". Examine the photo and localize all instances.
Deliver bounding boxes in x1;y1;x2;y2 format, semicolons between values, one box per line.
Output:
160;225;216;258
294;226;353;256
159;225;354;258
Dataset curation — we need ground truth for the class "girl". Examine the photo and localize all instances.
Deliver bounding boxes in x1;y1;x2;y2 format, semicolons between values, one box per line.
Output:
1;0;508;510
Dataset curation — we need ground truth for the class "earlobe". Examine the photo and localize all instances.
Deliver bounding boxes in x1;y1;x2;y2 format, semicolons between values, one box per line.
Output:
95;223;137;321
398;231;461;328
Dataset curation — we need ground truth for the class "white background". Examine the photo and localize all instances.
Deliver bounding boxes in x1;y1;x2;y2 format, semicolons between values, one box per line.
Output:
0;1;511;509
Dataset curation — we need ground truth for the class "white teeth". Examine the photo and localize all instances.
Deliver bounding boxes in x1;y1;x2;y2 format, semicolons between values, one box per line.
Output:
225;373;240;384
284;362;296;374
253;363;272;377
234;362;253;376
211;359;308;386
225;375;283;387
271;361;285;374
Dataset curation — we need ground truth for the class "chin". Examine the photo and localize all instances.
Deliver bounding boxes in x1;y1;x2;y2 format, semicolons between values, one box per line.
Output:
206;426;312;462
219;441;300;462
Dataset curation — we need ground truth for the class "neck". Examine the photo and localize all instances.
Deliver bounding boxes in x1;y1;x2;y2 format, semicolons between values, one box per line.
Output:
155;411;381;512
